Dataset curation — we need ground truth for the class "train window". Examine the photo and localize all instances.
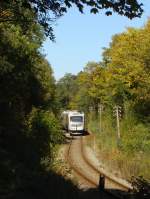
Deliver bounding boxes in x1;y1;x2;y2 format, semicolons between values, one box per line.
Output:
70;116;83;122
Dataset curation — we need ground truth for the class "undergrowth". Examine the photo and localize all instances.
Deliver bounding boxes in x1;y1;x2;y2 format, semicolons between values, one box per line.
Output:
88;109;150;180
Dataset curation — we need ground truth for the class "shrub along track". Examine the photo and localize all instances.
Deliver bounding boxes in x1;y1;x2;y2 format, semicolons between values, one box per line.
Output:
65;133;133;199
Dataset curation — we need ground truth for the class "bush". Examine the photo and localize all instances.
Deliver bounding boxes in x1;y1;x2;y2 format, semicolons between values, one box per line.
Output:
27;108;64;167
121;123;150;153
88;109;150;179
132;177;150;199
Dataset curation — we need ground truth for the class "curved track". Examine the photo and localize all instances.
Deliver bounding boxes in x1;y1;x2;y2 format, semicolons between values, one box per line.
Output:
66;133;132;199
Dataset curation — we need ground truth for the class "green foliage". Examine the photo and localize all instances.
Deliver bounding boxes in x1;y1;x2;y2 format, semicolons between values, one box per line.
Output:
0;22;55;124
104;24;150;113
56;73;78;110
0;1;149;196
72;20;150;121
121;123;150;153
0;12;63;198
27;108;63;163
88;108;150;179
72;62;107;113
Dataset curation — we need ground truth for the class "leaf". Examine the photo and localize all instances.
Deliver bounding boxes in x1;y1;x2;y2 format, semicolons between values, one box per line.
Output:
60;7;67;13
105;11;112;16
64;0;72;8
90;8;98;14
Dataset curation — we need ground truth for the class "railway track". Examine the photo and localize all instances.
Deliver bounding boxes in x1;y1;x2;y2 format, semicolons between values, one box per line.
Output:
65;133;133;199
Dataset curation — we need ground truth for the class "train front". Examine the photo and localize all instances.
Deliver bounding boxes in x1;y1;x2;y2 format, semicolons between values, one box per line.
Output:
68;112;84;134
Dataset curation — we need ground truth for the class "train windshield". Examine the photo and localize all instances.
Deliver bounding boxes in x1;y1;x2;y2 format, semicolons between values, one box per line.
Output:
70;116;83;122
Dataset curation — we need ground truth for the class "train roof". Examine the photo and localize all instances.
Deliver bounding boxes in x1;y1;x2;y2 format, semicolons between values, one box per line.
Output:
62;110;84;115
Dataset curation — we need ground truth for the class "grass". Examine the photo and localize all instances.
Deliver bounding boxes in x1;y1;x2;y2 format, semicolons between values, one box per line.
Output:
88;110;150;180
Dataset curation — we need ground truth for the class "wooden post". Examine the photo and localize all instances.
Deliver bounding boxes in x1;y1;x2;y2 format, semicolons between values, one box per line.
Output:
116;106;121;140
113;105;121;145
99;106;102;133
99;174;105;190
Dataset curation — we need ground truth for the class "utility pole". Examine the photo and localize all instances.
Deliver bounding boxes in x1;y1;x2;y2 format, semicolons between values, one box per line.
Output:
89;106;96;151
98;104;104;133
114;105;121;144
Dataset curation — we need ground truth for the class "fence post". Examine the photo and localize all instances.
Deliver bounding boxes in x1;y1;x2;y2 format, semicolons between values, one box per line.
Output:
99;174;105;190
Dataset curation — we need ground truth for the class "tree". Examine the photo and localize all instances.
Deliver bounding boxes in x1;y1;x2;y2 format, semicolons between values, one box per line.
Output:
0;0;144;40
72;62;104;112
102;20;150;119
56;73;78;110
0;22;55;125
69;20;150;121
0;21;63;196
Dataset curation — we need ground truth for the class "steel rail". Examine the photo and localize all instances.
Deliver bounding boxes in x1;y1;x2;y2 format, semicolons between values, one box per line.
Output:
66;135;97;187
81;135;132;191
65;133;133;199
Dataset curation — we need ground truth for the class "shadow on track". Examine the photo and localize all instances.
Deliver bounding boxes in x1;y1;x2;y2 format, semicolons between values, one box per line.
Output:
63;130;89;143
1;165;148;199
0;169;130;199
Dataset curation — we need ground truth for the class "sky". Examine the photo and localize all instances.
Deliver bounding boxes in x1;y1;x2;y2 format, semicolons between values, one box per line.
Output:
43;1;150;80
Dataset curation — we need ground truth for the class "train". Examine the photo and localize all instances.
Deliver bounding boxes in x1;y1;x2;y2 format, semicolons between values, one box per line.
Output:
61;110;85;134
